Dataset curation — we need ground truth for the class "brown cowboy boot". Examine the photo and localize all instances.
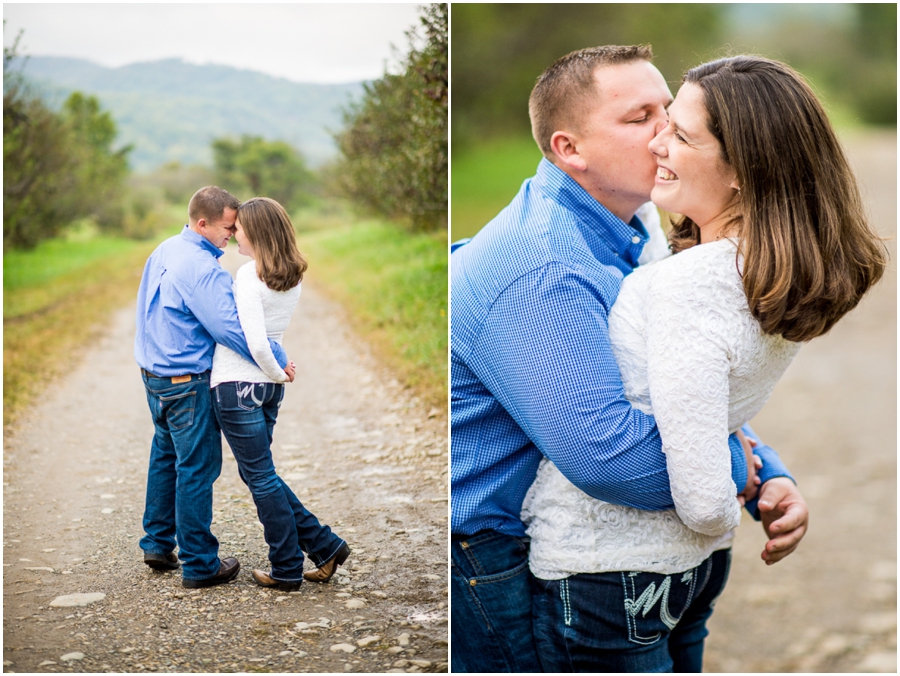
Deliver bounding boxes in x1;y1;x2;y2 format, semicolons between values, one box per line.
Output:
303;543;351;583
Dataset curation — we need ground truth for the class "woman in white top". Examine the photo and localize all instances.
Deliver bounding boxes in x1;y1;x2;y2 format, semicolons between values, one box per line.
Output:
523;56;886;672
211;197;349;592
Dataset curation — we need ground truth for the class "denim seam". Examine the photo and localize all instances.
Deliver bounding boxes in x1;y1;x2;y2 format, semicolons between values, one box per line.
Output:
451;560;496;633
622;572;663;646
311;539;347;568
708;550;731;611
561;578;572;627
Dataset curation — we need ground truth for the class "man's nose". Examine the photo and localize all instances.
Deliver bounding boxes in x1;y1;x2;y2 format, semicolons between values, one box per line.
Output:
648;130;666;157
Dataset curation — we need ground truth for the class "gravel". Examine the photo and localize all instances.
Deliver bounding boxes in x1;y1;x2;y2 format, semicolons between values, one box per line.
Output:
3;247;448;673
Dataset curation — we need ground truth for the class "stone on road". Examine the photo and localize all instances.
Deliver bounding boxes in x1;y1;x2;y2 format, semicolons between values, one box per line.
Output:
3;245;448;673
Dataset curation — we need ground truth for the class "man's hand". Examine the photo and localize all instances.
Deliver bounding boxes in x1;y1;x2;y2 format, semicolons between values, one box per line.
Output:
757;477;809;565
284;360;296;383
736;429;761;506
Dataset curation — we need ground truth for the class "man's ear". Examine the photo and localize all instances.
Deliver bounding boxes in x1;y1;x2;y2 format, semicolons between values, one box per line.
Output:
550;130;586;172
196;217;208;230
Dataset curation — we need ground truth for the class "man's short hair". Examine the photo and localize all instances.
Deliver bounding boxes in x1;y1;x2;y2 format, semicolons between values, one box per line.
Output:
529;45;654;158
188;186;241;224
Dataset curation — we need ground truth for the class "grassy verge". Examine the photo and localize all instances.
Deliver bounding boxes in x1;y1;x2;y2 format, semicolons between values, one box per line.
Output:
3;222;181;428
296;214;448;411
452;135;542;241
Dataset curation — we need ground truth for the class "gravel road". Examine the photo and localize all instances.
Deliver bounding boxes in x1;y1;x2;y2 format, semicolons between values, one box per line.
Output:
703;131;897;673
3;246;449;673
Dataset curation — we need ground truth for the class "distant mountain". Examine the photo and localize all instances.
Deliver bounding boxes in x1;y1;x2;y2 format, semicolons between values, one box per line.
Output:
10;56;365;172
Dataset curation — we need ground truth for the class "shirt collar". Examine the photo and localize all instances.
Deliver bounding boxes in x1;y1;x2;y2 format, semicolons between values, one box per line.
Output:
181;224;225;259
534;158;648;267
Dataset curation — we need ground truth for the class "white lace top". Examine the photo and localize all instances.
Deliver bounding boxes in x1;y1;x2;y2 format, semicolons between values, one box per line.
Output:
210;261;301;387
522;237;801;577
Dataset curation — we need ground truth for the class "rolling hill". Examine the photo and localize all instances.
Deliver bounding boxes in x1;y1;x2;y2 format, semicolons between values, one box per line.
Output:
10;56;365;172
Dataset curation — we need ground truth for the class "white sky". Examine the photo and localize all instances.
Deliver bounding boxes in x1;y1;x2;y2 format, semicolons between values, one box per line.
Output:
3;3;423;83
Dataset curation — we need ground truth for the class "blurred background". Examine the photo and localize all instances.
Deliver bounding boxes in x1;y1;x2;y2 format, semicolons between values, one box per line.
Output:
451;3;896;239
451;3;896;672
4;3;448;427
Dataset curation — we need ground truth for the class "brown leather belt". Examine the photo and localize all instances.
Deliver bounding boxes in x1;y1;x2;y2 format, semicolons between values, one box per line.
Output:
141;369;205;384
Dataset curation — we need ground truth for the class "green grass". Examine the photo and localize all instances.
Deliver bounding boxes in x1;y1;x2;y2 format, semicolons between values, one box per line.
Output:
297;217;448;410
451;135;542;240
3;223;181;428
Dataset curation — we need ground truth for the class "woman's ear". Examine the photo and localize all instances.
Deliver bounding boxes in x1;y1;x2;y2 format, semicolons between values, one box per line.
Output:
550;131;587;172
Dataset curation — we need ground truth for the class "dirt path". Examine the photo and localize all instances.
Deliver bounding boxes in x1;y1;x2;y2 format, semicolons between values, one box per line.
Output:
704;131;897;673
3;246;449;673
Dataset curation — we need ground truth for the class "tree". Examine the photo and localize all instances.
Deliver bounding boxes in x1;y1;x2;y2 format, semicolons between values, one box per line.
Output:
3;27;131;248
212;135;313;210
333;3;447;230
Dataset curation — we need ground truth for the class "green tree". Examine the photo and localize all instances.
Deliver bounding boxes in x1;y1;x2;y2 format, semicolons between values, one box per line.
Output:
333;3;447;230
212;135;313;210
3;28;131;248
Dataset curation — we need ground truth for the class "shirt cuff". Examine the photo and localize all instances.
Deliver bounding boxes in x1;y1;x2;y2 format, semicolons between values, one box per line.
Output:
269;340;288;369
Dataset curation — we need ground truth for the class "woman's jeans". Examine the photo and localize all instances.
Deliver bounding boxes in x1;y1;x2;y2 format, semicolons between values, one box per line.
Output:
533;549;732;673
213;381;345;582
140;371;223;581
450;530;542;673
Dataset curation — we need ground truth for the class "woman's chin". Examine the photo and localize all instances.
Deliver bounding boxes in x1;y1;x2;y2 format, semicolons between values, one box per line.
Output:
650;186;677;212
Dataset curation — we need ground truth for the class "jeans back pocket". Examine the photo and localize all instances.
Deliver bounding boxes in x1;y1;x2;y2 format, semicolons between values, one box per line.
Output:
621;569;697;645
236;382;267;411
159;390;197;430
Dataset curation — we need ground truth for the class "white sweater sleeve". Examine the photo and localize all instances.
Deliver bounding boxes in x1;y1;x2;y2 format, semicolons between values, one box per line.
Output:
235;264;289;383
644;250;742;536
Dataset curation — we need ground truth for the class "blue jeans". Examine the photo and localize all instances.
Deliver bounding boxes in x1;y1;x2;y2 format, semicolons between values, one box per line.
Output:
140;371;223;581
533;548;732;673
213;381;345;582
450;530;542;673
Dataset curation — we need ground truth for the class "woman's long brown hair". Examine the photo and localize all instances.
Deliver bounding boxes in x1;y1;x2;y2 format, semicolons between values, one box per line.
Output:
237;197;307;292
669;56;887;342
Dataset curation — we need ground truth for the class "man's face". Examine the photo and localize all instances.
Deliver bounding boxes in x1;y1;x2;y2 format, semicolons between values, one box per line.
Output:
199;207;237;249
573;61;673;219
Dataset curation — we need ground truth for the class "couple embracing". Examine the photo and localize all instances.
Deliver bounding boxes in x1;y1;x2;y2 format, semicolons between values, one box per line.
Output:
135;187;350;591
451;46;885;672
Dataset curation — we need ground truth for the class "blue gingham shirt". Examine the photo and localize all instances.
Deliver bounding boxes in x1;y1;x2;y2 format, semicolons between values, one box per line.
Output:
451;159;792;537
134;226;287;376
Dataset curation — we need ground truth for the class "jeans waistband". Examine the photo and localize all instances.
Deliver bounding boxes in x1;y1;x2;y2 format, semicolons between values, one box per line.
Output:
141;368;210;384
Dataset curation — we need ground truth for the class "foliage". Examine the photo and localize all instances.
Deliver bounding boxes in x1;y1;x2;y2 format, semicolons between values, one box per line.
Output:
3;30;130;249
298;216;447;408
332;3;447;231
212;135;314;210
450;4;896;149
451;4;722;147
11;55;363;171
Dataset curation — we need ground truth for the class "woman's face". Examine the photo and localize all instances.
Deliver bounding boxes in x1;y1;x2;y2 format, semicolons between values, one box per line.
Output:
234;217;255;258
649;82;739;233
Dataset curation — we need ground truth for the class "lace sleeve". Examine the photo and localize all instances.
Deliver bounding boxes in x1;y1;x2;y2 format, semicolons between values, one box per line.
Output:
644;249;742;536
235;264;289;383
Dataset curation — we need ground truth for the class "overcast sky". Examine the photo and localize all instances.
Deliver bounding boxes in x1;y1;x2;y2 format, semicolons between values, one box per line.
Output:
3;3;423;83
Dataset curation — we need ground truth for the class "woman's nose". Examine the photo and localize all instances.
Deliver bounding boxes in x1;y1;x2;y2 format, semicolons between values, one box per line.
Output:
648;129;667;157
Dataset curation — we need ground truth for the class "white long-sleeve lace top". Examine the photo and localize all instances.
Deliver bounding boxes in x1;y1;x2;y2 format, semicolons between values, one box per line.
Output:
210;261;301;387
522;237;801;577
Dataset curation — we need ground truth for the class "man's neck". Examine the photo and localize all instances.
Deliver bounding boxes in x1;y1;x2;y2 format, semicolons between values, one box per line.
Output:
550;159;643;225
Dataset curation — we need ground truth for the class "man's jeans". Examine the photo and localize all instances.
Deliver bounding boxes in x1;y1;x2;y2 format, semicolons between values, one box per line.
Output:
533;548;732;673
450;530;542;673
213;381;345;582
140;371;222;581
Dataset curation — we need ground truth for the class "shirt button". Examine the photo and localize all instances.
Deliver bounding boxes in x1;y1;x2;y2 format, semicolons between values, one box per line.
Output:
632;236;641;244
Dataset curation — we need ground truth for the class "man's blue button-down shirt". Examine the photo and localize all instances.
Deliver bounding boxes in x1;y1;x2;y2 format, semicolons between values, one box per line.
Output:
451;159;791;537
134;226;287;375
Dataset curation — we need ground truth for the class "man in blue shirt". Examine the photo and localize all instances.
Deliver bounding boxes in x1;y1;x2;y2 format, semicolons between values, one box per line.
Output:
135;186;292;588
451;46;810;672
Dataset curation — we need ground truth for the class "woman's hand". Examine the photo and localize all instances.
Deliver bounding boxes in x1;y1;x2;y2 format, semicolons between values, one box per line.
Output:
736;429;761;506
283;360;296;383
